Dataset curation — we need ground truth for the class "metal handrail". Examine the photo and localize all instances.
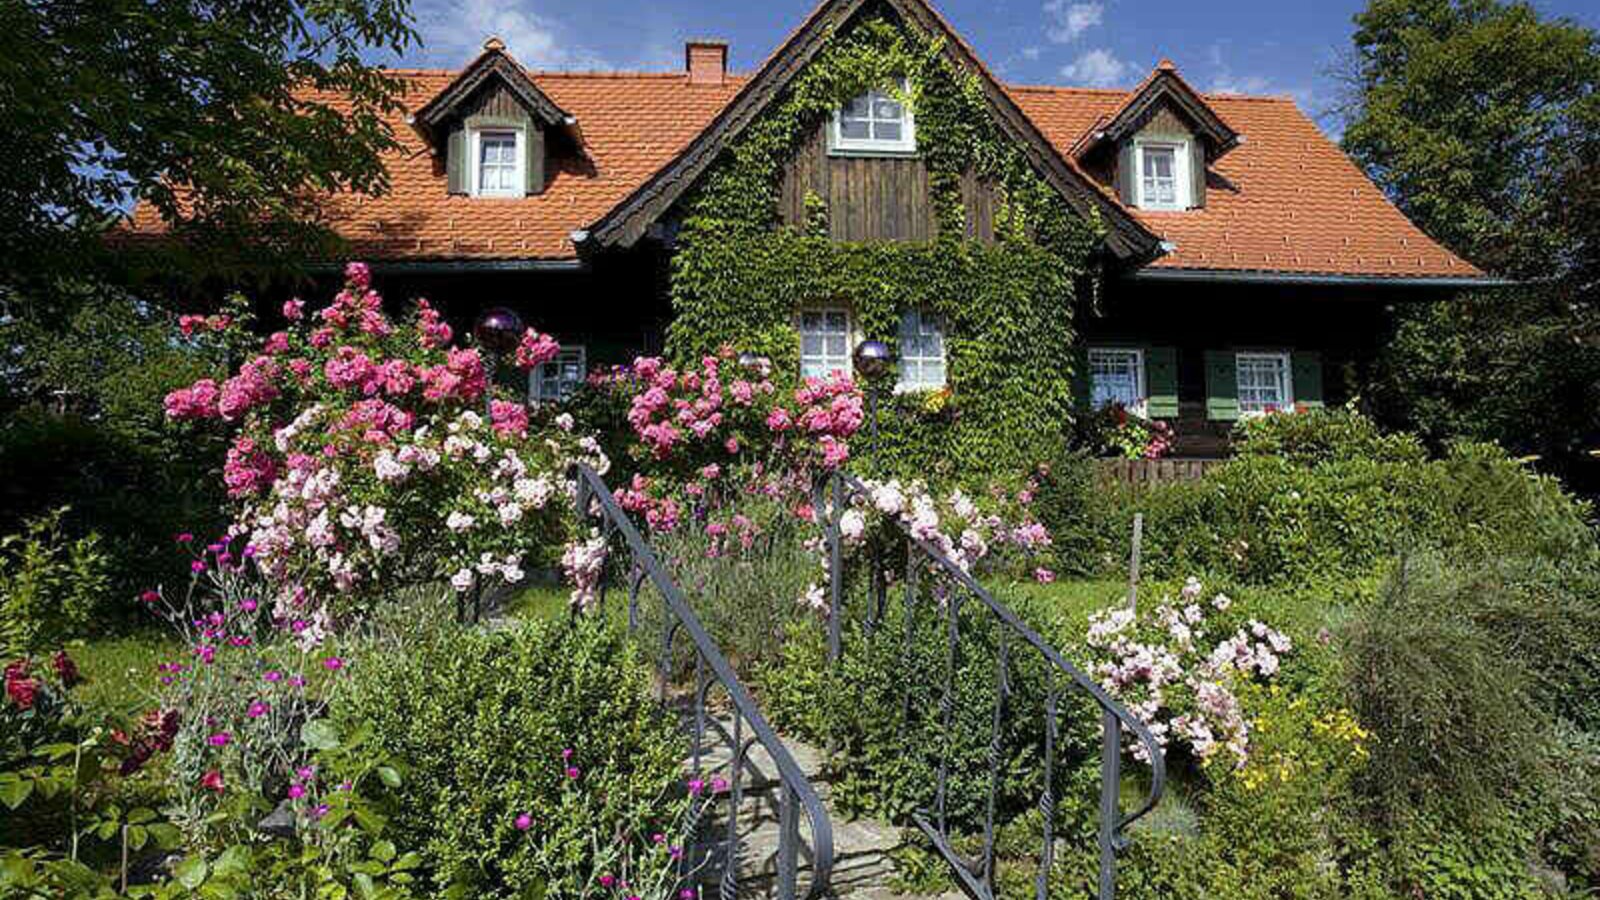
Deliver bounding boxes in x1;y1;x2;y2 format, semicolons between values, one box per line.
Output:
819;471;1166;900
572;464;836;900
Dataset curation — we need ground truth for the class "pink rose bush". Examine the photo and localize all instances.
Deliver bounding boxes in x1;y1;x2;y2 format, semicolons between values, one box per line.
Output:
163;262;607;611
1083;576;1292;768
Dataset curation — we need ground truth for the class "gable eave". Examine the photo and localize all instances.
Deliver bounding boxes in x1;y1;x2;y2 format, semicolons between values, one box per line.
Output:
413;50;570;133
1083;72;1240;158
585;0;1161;261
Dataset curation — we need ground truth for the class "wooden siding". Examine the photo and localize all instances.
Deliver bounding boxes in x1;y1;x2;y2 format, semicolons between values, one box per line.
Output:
778;122;1001;243
1097;457;1225;486
459;81;529;120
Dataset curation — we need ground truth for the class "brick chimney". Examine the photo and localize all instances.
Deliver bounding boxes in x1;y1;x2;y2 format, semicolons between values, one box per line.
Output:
686;40;729;86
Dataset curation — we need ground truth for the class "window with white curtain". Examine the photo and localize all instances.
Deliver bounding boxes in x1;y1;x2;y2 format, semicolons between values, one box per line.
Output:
799;309;852;379
530;346;586;402
1136;141;1188;210
474;130;523;197
896;310;946;391
1089;348;1146;413
1235;351;1293;414
830;83;916;154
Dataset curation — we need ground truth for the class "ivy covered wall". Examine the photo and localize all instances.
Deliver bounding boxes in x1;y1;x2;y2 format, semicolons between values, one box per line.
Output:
662;10;1105;481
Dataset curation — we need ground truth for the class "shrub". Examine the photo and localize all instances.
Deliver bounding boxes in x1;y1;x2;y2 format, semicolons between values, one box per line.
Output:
1060;436;1595;585
158;263;607;616
0;510;111;657
331;615;685;898
1342;555;1554;826
1232;406;1427;466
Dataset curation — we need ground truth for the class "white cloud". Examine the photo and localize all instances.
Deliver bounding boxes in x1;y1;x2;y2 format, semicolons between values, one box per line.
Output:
1210;73;1273;95
1021;46;1043;61
409;0;608;69
1043;1;1104;43
1061;48;1129;87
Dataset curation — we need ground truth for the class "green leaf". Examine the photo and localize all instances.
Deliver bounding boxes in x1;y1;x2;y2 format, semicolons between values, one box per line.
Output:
375;766;401;789
370;840;395;864
128;825;149;851
147;823;182;849
212;845;251;878
0;775;33;810
175;855;209;890
354;872;377;900
301;720;340;752
517;876;547;900
35;743;78;761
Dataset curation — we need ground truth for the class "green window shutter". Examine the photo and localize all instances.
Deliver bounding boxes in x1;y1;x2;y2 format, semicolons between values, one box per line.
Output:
1188;141;1206;209
526;126;546;196
1145;346;1179;418
1292;351;1325;410
1117;142;1137;206
446;126;468;195
1205;350;1240;421
1070;345;1091;411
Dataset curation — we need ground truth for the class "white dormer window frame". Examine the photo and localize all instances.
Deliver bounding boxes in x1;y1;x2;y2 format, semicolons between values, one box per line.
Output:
829;80;916;156
1134;138;1191;210
471;127;525;198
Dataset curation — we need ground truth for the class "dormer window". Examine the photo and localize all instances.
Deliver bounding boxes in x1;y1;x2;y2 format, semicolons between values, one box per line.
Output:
1136;139;1190;210
830;83;915;155
473;129;524;197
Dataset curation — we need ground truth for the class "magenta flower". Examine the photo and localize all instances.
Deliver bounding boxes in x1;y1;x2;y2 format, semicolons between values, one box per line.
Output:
139;590;160;604
599;875;616;888
514;813;533;831
264;670;283;683
565;766;581;780
561;747;573;761
296;766;315;781
247;701;270;718
323;657;344;672
200;770;225;793
207;732;231;747
711;776;730;794
687;778;705;796
190;560;208;574
288;783;306;800
240;599;258;612
175;533;193;544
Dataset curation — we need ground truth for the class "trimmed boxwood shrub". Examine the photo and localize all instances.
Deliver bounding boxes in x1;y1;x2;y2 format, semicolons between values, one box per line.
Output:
332;616;685;899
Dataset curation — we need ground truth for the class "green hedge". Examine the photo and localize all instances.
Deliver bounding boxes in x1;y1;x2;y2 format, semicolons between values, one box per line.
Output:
1037;414;1595;584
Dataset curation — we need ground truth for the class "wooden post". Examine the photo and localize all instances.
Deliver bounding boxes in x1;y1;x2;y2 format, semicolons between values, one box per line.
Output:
1126;514;1143;613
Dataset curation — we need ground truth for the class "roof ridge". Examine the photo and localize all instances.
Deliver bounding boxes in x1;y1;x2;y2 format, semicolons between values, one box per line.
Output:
1006;81;1298;104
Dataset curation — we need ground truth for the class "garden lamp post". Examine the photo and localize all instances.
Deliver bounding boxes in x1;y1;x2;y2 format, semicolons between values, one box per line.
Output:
853;340;896;468
473;307;524;419
469;307;523;624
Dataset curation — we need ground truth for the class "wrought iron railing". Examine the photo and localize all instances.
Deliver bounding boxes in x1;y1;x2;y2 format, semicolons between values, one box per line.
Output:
815;472;1166;900
572;464;836;900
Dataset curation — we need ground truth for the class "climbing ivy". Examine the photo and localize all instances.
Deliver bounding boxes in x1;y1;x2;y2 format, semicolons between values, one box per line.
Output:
665;11;1104;478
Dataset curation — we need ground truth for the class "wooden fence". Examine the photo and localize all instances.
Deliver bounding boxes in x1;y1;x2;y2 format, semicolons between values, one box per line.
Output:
1096;457;1226;486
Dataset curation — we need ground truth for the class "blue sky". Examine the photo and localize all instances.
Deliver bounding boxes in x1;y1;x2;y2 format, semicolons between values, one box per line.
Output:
389;0;1599;136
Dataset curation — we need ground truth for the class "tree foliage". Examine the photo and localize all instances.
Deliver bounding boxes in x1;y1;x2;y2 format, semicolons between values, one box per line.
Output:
0;0;417;288
1339;0;1600;489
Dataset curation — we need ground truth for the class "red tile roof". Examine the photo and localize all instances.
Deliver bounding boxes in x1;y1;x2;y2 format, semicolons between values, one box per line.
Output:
1009;84;1483;279
128;70;750;262
125;62;1485;280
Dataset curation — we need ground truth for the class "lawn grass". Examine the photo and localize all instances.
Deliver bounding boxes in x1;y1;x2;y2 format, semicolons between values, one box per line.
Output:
503;582;572;622
68;629;182;721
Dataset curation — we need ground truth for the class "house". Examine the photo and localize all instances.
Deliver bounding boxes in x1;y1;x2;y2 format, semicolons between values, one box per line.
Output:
123;0;1497;463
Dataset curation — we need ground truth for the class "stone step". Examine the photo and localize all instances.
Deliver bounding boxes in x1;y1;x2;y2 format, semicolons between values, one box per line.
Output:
676;712;962;899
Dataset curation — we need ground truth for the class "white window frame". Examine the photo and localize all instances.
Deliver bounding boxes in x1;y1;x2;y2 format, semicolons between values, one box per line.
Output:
895;309;947;393
1134;138;1190;210
1088;347;1147;416
471;127;525;198
798;308;854;380
1235;351;1294;416
828;81;916;155
529;345;586;403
